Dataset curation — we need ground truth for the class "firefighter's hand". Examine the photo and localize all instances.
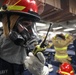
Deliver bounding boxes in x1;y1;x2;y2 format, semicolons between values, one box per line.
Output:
24;52;49;75
46;43;53;48
32;45;46;55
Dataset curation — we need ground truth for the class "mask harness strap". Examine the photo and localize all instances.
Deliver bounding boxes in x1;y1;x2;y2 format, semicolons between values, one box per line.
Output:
7;14;10;32
2;5;10;32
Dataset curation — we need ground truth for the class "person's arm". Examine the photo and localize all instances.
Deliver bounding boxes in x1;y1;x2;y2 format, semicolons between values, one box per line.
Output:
24;52;50;75
24;45;53;75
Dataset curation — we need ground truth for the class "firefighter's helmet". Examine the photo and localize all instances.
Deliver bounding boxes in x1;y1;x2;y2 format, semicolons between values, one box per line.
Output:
0;0;42;21
58;62;74;75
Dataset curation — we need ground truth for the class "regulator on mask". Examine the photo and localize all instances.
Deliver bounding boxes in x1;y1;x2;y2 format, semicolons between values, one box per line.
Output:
9;16;37;46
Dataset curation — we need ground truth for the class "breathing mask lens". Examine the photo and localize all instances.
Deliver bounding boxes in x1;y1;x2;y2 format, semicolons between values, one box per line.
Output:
18;20;33;34
17;18;34;41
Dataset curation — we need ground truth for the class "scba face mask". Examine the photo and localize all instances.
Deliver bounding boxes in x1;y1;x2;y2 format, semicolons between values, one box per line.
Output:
9;17;36;46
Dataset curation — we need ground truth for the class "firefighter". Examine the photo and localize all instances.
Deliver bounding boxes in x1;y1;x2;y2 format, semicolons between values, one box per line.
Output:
0;0;53;75
52;33;73;63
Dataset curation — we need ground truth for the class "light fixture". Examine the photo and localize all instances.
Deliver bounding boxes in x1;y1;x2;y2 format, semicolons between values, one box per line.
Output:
0;22;3;27
39;31;47;33
73;24;76;27
53;27;63;30
38;33;44;36
36;22;46;26
63;28;75;31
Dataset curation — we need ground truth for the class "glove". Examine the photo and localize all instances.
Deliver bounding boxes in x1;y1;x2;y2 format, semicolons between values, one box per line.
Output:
24;52;50;75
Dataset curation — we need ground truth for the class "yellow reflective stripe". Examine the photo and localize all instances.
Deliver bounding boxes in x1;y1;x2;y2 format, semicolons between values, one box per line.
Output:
60;70;74;75
59;68;69;75
70;70;74;73
65;34;69;38
8;5;26;10
61;71;69;75
55;54;68;58
54;46;67;50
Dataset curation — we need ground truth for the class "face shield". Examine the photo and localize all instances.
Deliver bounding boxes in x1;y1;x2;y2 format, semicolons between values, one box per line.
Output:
16;16;39;38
